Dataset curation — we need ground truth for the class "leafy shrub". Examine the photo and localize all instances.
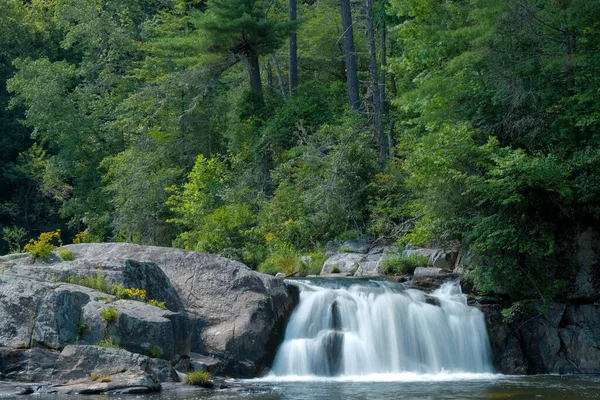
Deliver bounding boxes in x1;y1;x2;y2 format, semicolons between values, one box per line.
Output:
330;265;341;273
24;230;61;259
148;299;167;310
380;254;429;275
90;372;100;381
100;306;118;323
100;375;111;383
296;248;326;276
58;249;75;261
2;226;26;254
185;370;214;388
258;245;300;275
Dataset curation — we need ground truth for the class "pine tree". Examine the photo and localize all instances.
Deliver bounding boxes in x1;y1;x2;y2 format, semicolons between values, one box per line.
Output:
201;0;297;99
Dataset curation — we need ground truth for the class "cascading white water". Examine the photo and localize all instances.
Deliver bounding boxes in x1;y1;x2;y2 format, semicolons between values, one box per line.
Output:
271;280;493;377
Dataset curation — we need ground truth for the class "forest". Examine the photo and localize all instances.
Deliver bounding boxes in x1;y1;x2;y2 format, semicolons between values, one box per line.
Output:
1;0;599;300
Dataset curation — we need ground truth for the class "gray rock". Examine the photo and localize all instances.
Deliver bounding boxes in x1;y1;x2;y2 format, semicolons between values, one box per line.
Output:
321;253;366;275
57;243;298;377
105;300;191;362
478;302;600;374
0;275;51;348
189;352;224;374
403;247;458;271
0;347;59;382
49;345;161;393
32;284;97;349
149;358;179;382
51;345;151;382
477;304;528;374
353;254;381;276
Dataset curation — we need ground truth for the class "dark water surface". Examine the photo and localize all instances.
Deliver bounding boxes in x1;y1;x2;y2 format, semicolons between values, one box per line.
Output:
3;375;600;400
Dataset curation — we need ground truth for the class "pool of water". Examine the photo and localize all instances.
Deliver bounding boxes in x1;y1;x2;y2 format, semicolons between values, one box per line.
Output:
3;375;600;400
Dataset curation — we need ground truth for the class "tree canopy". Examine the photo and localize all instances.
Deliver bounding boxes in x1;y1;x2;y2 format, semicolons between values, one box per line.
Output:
2;0;600;300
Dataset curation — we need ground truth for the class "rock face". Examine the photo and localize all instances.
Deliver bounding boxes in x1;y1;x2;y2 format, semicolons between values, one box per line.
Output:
0;243;299;384
476;301;600;374
403;247;459;271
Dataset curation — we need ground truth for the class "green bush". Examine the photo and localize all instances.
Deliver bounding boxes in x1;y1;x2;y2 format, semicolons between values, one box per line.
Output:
100;306;118;323
2;226;26;254
296;248;326;276
380;254;429;275
185;370;214;388
330;264;341;273
258;246;300;276
58;249;75;261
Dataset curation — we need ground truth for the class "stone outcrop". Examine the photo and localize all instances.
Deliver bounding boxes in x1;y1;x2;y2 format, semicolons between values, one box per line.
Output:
475;300;600;374
403;247;459;271
0;243;299;388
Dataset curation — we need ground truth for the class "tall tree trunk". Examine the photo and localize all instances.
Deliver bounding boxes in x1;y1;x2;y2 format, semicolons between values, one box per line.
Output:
247;50;263;97
366;0;385;169
380;18;386;114
288;0;298;96
340;0;360;111
271;53;288;99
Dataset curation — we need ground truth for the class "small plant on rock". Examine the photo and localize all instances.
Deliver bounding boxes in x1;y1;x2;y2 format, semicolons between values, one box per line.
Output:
90;372;100;381
100;375;111;383
148;344;162;359
58;249;75;261
97;337;119;348
148;299;167;310
185;370;214;388
330;265;341;273
100;306;118;323
76;322;90;339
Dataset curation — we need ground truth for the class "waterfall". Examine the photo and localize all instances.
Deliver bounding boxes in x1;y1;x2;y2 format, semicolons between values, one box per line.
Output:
271;280;493;377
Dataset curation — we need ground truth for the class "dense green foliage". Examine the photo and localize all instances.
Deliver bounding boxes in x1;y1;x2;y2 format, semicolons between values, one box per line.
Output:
1;0;599;300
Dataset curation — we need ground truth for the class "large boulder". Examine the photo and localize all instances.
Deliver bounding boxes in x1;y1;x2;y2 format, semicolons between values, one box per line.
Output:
1;243;298;377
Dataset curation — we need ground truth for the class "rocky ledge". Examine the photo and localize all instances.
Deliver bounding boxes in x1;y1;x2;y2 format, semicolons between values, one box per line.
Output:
0;243;299;393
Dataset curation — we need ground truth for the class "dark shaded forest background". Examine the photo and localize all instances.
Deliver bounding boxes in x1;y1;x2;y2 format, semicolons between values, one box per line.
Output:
1;0;599;299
